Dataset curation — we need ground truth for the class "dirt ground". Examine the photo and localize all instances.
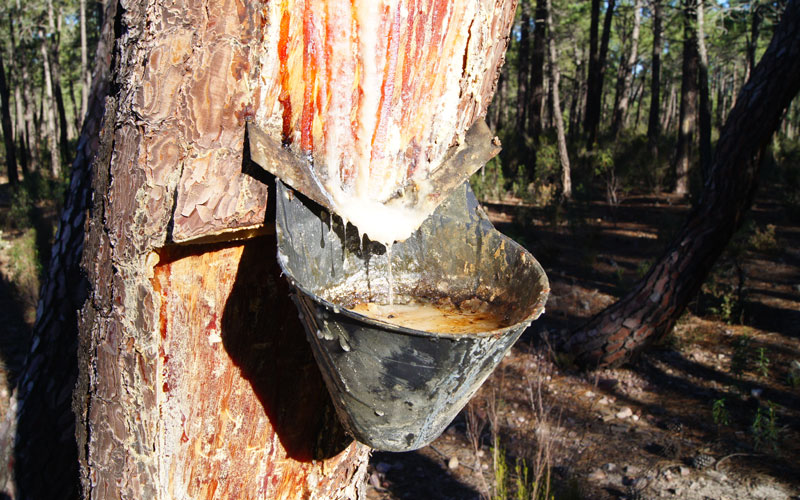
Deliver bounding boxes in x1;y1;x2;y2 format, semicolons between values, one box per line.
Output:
364;191;800;500
1;186;798;499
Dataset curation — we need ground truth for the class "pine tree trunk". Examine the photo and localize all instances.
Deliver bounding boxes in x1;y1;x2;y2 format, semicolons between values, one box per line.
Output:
546;0;570;199
585;0;616;146
673;0;699;197
612;0;641;137
38;29;60;178
528;0;547;141
47;0;72;165
517;2;532;133
0;49;17;186
647;0;663;161
697;0;712;182
79;0;89;122
565;0;800;369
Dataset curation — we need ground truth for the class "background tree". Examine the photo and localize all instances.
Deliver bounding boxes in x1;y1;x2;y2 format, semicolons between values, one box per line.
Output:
565;0;800;368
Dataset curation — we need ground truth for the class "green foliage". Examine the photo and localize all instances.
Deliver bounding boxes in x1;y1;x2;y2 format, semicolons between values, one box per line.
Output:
731;334;753;376
712;398;730;427
751;403;780;452
748;224;778;252
756;347;770;378
471;157;507;202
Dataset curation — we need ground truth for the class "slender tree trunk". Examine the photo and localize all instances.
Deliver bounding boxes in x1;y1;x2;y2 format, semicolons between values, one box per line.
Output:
673;0;699;197
528;0;547;141
747;3;761;80
568;41;585;141
39;30;60;177
517;2;532;131
546;0;570;199
584;0;601;142
0;50;17;186
647;0;663;162
565;0;800;369
612;0;641;137
47;0;72;166
80;0;89;121
697;0;712;183
585;0;617;146
715;67;727;130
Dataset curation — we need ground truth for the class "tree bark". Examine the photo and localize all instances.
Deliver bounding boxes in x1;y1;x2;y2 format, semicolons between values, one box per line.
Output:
697;0;712;182
673;0;699;197
546;0;570;199
611;0;641;137
565;0;800;369
0;49;17;186
12;0;118;496
647;0;663;162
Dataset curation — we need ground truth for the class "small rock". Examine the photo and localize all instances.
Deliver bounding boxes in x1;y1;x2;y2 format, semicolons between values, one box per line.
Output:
375;462;392;474
632;414;640;422
448;456;459;470
679;466;690;477
623;465;641;475
602;462;617;472
567;431;578;438
476;449;484;458
584;390;595;398
588;468;606;481
482;462;489;470
616;407;633;419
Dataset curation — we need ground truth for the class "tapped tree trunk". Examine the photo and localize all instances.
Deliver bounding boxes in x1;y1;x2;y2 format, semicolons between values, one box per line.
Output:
565;0;800;369
12;0;519;498
673;0;698;197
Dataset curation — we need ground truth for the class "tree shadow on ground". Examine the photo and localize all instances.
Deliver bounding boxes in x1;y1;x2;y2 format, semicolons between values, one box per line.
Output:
371;450;483;500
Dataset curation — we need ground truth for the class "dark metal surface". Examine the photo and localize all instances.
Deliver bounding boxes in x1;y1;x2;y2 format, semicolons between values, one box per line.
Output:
275;180;549;451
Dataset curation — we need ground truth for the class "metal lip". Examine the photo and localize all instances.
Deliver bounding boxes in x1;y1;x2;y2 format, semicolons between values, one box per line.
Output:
279;245;549;341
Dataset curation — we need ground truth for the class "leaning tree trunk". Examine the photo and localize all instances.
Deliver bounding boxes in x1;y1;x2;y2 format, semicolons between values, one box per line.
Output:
673;0;698;197
565;0;800;369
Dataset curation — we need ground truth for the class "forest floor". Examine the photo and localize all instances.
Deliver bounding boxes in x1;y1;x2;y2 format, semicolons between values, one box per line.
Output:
364;190;800;500
0;183;798;499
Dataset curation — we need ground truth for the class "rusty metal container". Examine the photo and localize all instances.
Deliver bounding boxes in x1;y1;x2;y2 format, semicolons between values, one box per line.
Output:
275;179;549;451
